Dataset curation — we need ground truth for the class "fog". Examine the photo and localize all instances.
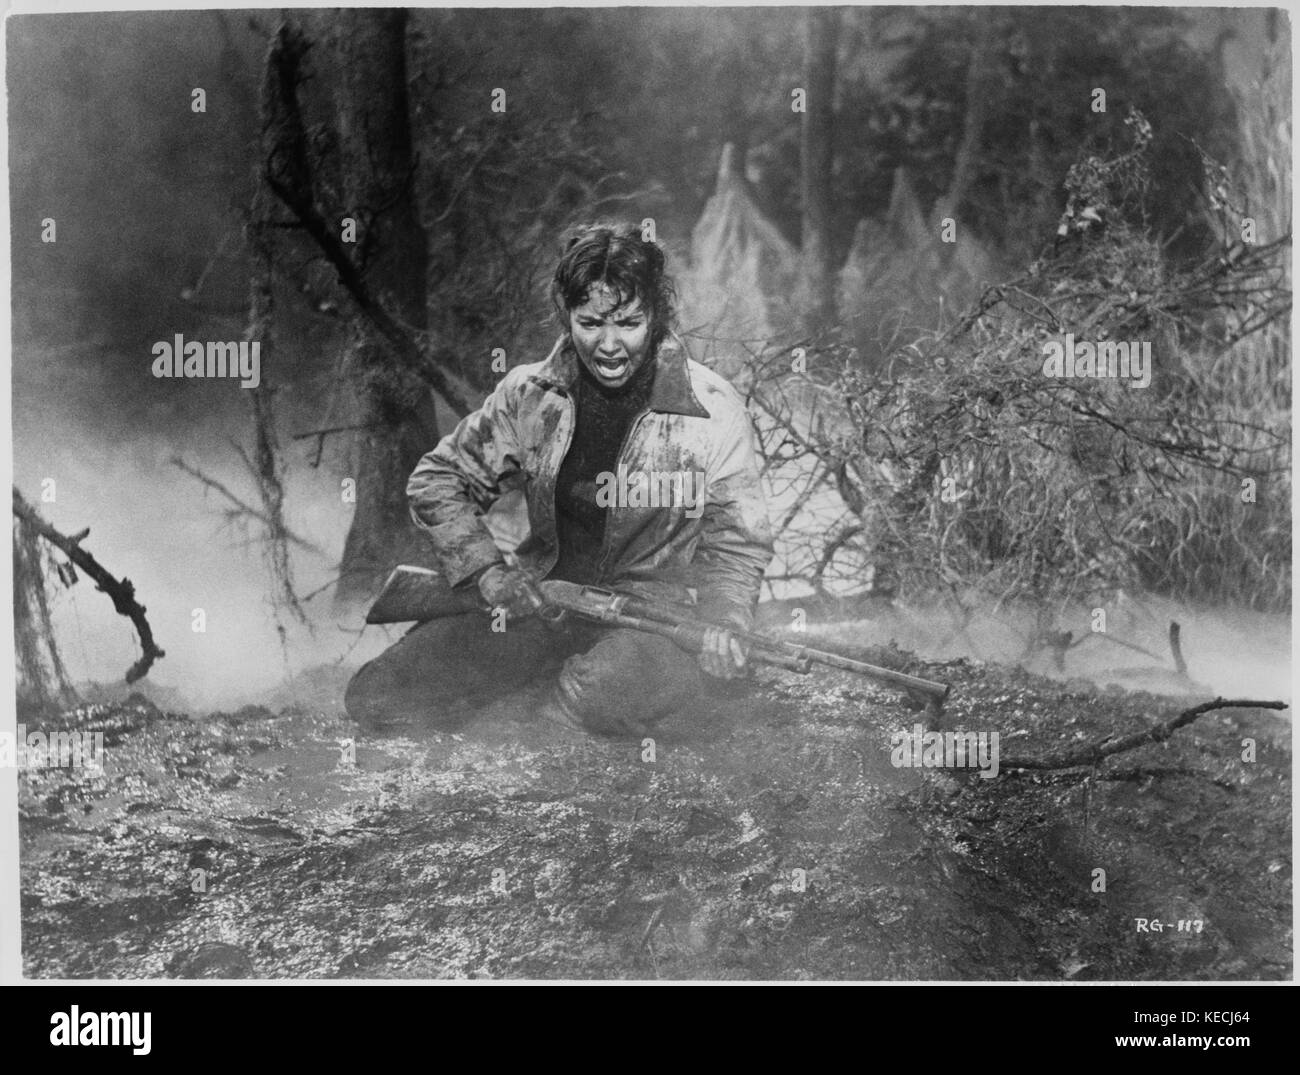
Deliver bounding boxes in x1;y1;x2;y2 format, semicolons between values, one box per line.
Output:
8;9;1290;712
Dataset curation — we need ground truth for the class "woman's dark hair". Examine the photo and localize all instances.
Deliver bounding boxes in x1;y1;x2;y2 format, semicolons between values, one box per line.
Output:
550;222;677;348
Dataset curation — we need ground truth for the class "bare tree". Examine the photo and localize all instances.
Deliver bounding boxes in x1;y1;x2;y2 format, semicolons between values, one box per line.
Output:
330;10;444;605
256;16;462;608
929;13;996;240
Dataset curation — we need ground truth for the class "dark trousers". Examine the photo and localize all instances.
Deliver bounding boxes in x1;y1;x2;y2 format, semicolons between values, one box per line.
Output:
344;612;706;736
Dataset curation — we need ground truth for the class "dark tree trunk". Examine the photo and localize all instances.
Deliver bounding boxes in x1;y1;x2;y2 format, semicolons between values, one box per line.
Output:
332;10;441;606
931;14;996;265
800;7;839;329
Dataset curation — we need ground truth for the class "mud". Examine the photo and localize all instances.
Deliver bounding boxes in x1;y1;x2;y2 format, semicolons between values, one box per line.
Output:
18;656;1291;980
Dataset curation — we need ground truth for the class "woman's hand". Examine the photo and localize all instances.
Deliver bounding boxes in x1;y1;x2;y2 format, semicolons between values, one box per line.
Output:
476;563;546;620
698;626;750;679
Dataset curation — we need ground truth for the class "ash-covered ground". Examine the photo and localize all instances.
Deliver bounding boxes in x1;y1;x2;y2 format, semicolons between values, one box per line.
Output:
18;646;1291;980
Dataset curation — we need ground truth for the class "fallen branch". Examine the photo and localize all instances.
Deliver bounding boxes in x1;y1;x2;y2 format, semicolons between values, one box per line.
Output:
13;488;165;684
1000;697;1288;773
1008;765;1236;791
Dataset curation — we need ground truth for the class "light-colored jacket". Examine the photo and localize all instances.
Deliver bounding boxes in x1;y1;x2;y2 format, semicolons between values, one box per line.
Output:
407;334;773;629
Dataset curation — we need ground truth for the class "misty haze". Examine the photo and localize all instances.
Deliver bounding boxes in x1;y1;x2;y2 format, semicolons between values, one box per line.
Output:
7;7;1291;983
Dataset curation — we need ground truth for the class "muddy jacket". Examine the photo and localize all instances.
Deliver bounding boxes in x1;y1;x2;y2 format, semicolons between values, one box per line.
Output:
407;334;773;630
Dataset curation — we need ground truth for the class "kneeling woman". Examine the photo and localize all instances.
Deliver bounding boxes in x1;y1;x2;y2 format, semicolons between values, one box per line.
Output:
346;222;773;735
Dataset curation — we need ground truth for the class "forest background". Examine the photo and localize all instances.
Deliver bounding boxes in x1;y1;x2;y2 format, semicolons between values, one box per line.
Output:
7;6;1290;710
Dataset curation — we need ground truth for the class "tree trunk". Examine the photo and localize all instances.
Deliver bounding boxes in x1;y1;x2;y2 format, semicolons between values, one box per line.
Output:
800;7;839;329
13;511;78;712
931;14;996;262
332;10;441;606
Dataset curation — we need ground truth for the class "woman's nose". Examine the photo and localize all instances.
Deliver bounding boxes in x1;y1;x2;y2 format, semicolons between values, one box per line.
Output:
597;328;621;354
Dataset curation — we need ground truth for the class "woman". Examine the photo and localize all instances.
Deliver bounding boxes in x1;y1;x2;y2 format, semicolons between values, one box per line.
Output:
345;222;773;736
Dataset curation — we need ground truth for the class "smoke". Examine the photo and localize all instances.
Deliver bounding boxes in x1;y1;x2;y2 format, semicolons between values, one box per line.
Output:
22;369;1287;715
6;12;381;712
802;593;1292;703
8;10;1289;716
11;344;399;712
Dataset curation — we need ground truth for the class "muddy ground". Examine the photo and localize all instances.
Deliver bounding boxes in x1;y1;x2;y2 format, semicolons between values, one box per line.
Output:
18;644;1292;980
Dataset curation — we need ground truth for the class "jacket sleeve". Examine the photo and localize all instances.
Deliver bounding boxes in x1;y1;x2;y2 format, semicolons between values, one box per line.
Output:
692;403;774;632
406;373;525;587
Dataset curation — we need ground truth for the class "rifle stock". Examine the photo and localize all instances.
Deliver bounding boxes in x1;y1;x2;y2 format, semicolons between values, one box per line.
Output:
365;565;487;624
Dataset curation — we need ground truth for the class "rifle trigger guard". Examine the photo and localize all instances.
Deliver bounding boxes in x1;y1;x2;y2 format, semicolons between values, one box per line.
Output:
538;603;567;625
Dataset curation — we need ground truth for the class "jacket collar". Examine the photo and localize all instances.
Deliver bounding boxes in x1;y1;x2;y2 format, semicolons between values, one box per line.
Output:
531;332;711;419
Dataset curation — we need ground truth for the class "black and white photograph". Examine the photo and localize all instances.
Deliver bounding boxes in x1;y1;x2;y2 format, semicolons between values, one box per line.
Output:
2;2;1292;993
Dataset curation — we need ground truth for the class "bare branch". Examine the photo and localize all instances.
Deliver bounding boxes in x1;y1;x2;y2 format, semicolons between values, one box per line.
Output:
171;455;330;558
1000;697;1287;773
13;488;165;684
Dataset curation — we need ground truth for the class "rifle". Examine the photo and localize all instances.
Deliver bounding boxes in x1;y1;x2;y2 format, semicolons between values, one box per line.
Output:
366;565;950;706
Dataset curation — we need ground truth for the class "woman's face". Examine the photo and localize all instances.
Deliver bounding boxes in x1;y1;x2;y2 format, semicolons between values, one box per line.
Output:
568;284;653;390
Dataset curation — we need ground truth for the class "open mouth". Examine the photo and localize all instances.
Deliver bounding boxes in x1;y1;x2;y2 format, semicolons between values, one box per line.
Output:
592;356;629;381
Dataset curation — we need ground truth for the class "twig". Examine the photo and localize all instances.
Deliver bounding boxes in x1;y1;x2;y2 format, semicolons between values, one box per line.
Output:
1169;621;1188;676
1016;765;1236;790
639;906;665;950
171;455;329;558
1071;631;1164;663
290;423;375;441
13;488;165;684
1001;697;1288;773
299;575;342;603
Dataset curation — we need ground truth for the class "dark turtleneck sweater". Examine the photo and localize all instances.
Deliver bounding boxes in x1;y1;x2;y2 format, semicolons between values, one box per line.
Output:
547;352;657;585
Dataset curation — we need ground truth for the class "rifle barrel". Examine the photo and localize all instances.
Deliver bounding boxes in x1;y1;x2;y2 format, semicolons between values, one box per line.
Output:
582;604;811;673
781;645;950;701
548;583;950;700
